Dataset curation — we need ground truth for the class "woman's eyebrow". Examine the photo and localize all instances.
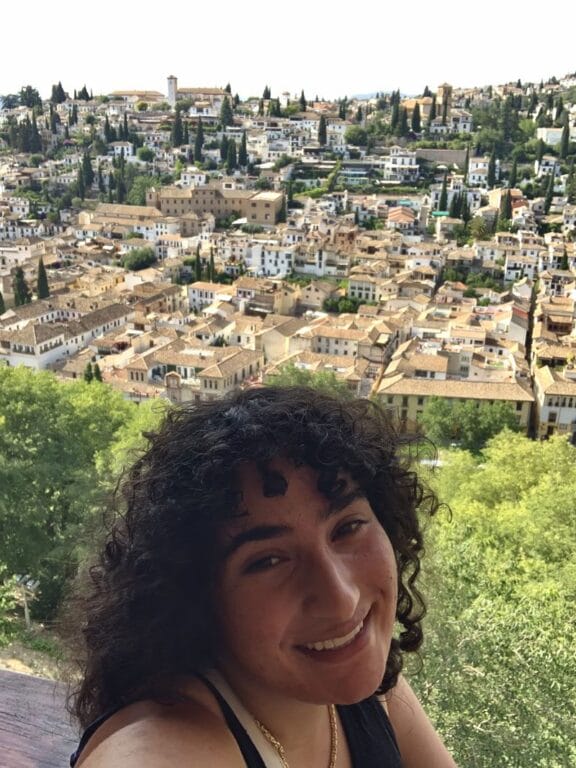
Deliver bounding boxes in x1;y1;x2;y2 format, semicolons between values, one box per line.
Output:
323;488;367;519
222;524;291;560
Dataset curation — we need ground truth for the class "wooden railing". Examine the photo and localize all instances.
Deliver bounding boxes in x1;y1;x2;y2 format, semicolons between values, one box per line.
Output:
0;669;77;767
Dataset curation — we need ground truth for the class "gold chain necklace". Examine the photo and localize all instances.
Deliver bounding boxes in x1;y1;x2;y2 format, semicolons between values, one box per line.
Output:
254;704;338;768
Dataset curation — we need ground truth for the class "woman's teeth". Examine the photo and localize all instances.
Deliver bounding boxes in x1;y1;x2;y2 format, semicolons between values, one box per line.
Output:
305;620;364;651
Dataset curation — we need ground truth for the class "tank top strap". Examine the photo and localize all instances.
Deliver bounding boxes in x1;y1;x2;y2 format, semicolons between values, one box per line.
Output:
337;695;403;767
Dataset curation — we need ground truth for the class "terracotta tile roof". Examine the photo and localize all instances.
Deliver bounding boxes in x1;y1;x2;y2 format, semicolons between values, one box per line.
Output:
377;373;534;402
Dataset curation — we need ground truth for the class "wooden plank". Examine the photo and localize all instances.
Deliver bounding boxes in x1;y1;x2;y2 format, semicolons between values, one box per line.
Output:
0;669;78;767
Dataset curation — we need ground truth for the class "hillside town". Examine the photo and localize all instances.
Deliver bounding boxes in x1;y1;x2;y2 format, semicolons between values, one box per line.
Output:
2;73;576;444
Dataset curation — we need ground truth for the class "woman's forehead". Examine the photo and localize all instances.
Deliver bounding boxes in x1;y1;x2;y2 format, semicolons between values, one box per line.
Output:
235;458;357;514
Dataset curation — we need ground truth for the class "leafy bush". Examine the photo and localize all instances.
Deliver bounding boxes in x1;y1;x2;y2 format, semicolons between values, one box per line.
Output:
121;247;156;271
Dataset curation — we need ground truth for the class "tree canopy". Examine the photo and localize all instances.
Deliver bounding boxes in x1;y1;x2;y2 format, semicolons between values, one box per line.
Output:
412;433;576;766
0;368;166;620
120;246;157;271
420;396;520;452
265;362;353;399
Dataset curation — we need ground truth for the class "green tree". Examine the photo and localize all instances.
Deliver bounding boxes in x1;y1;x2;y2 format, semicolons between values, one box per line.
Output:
12;267;32;306
411;103;421;133
220;134;229;162
126;174;160;206
220;96;233;128
438;172;448;211
19;85;42;109
209;249;215;281
318;115;327;146
137;146;155;163
0;367;137;617
487;148;497;188
238;130;248;166
344;126;368;146
427;95;437;128
0;290;5;315
195;245;202;281
36;256;49;299
262;85;271;100
266;363;353;399
84;361;94;383
509;157;518;188
559;122;569;160
567;159;576;205
82;152;95;188
414;434;576;767
50;81;66;104
299;90;307;111
420;396;520;452
121;247;157;271
194;118;204;162
171;109;183;147
544;171;555;214
93;363;103;382
76;167;86;200
501;189;512;220
226;139;237;174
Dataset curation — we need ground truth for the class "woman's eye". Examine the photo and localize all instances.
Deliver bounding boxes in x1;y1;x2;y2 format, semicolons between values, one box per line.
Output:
334;519;368;539
244;555;283;574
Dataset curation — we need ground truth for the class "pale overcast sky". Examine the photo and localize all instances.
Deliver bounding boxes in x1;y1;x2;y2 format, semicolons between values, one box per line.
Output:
3;1;575;101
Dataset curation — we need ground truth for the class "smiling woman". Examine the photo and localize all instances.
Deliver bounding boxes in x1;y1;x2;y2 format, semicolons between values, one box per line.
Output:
68;386;457;767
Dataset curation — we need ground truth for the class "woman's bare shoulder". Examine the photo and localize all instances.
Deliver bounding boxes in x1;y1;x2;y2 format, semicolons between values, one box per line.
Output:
76;685;243;768
380;676;458;768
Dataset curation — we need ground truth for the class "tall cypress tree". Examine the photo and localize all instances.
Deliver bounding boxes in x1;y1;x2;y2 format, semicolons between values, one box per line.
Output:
93;363;103;382
461;193;471;224
226;140;237;174
427;95;437;127
411;103;421;133
220;135;229;163
0;290;5;315
390;102;399;133
299;90;307;111
104;115;112;143
195;243;202;282
77;167;86;200
37;256;49;299
171;109;183;147
438;172;448;211
194;118;204;162
399;107;409;137
238;131;248;166
559;123;569;160
13;267;32;306
82;152;94;188
318;115;327;146
567;159;576;205
220;97;233;128
487;149;497;188
209;249;215;281
544;172;555;214
509;157;518;188
501;190;513;220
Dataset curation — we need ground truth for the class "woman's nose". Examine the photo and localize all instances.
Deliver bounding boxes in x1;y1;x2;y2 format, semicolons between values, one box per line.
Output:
302;549;360;619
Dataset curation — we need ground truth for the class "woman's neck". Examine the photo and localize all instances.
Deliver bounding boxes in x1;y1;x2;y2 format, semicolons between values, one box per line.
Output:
213;666;336;764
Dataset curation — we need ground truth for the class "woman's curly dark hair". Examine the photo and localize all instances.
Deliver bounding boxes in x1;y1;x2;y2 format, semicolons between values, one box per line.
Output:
70;386;438;729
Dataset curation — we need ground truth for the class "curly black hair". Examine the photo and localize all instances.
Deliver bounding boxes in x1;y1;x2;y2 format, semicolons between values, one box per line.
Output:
70;386;438;729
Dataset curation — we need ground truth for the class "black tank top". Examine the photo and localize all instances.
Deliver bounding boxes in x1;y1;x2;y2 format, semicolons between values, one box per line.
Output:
70;680;403;767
